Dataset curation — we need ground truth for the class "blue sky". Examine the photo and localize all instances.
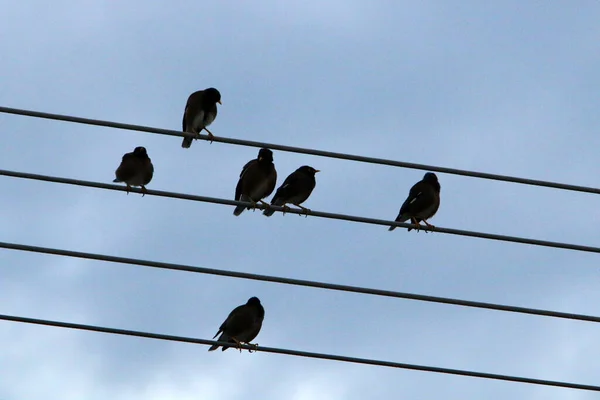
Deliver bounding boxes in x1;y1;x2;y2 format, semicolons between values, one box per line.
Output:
1;1;600;399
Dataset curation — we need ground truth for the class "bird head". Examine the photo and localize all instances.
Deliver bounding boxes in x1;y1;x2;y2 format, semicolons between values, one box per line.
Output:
298;165;320;175
133;146;148;156
423;172;438;183
257;148;274;163
205;87;222;105
247;297;261;305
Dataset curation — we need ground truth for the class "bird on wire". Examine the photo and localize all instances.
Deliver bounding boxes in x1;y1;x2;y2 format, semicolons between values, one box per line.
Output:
263;165;319;217
233;148;277;216
181;87;221;148
208;296;265;352
389;172;440;232
112;146;154;196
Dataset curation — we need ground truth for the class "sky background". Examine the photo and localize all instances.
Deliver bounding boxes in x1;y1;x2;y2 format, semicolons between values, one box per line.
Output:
1;1;600;399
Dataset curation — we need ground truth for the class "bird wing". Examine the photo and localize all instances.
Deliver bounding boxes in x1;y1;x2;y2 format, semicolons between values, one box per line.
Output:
399;181;435;216
115;153;139;182
271;170;301;204
235;159;257;201
220;304;256;338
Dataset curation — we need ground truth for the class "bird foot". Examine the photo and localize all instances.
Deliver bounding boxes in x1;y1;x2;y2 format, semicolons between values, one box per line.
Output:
232;337;244;353
125;184;131;195
281;205;290;215
294;204;311;217
204;128;215;144
410;218;422;232
247;343;259;353
423;221;435;233
141;185;148;197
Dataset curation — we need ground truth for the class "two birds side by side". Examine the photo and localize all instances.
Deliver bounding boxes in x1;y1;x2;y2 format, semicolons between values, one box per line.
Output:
110;87;442;230
232;148;320;217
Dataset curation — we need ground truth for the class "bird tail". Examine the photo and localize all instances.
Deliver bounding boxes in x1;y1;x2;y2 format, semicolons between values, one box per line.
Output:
181;137;193;148
388;215;408;231
209;332;232;352
113;178;121;183
263;198;282;217
233;195;249;216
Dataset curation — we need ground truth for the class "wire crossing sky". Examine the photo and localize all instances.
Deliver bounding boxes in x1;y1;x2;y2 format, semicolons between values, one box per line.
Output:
2;105;600;195
1;313;599;392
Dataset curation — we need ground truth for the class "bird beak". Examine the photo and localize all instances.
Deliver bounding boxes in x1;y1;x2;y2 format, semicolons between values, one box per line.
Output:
315;170;321;173
218;100;222;105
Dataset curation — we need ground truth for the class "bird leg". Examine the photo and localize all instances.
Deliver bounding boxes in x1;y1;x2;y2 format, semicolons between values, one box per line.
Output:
293;204;311;217
410;217;422;231
247;342;259;353
231;337;244;353
281;205;291;215
125;184;131;195
247;199;258;211
203;127;215;144
258;200;271;211
423;220;435;232
140;185;148;197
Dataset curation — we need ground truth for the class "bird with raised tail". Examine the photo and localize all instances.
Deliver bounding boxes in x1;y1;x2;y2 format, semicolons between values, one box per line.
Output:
112;146;154;196
208;296;265;352
233;148;277;216
389;172;440;231
181;87;221;148
263;165;319;216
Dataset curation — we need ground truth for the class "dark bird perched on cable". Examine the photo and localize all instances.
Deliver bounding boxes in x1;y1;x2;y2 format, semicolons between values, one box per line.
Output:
112;146;154;196
389;172;440;231
263;165;319;217
181;87;221;148
208;296;265;352
233;148;277;216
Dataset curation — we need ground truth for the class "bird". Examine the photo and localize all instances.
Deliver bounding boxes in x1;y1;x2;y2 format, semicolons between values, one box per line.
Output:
233;148;277;216
112;146;154;196
208;296;265;352
181;87;221;148
263;165;319;216
388;172;441;231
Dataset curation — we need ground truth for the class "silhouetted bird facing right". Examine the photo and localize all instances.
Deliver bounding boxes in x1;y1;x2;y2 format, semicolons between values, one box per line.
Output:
208;297;265;352
389;172;441;231
181;87;221;148
263;165;319;216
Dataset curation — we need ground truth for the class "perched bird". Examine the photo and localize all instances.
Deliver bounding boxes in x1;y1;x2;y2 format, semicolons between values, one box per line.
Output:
112;146;154;196
181;87;221;148
388;172;441;231
233;148;277;216
208;296;265;352
263;165;319;216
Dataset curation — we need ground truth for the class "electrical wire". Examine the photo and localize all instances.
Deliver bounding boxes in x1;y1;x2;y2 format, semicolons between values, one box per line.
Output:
3;240;600;324
1;314;598;392
1;105;599;195
1;168;599;254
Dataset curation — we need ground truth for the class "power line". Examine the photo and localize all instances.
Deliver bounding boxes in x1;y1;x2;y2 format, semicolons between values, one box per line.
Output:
2;168;600;254
1;105;599;196
3;240;600;324
1;313;597;392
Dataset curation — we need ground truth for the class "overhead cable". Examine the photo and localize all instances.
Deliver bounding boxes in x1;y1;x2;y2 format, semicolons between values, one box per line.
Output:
1;168;599;254
1;105;599;195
